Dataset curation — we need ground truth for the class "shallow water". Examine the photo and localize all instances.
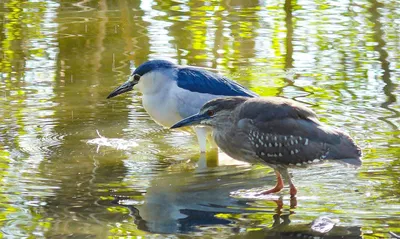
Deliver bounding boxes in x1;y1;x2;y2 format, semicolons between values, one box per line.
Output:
0;0;399;238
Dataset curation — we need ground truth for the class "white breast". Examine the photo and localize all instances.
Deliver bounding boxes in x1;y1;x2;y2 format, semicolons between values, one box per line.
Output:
136;71;183;127
141;89;183;127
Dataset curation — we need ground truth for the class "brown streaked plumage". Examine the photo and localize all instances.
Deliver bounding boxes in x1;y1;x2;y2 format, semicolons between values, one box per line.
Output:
171;96;362;197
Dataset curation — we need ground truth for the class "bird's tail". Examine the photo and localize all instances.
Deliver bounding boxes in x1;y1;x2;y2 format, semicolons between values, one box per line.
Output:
337;158;362;167
326;132;362;167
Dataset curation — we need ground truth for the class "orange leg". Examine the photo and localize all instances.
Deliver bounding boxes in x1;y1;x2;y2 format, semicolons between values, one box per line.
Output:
258;170;284;195
289;184;297;198
280;168;297;198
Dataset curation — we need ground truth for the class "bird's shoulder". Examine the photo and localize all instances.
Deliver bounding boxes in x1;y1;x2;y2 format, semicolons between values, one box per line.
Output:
235;98;347;165
237;97;318;122
175;66;258;97
236;97;342;145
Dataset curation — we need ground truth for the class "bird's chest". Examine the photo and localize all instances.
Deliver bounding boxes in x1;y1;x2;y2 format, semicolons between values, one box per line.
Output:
213;130;259;164
141;92;182;127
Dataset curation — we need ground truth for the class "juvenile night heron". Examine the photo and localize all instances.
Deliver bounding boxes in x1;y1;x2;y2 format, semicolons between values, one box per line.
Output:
107;60;258;152
171;96;362;197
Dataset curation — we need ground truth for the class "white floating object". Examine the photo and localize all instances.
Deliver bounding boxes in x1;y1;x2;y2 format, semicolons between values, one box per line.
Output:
87;130;139;152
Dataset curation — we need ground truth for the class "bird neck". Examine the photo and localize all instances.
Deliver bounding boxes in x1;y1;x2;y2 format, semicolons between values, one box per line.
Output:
211;112;235;131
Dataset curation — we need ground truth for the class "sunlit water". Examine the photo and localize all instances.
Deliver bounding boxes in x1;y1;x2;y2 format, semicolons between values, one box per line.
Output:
0;0;399;238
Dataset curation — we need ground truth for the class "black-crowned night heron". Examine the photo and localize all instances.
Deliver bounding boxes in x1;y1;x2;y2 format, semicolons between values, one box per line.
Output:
107;60;258;152
171;96;362;197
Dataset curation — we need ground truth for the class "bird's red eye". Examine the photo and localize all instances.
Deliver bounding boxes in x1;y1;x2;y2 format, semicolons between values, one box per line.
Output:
133;74;141;81
207;110;214;116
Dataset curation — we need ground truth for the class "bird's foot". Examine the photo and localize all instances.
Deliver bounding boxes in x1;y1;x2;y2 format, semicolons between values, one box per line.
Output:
257;187;283;195
257;183;284;196
257;171;284;196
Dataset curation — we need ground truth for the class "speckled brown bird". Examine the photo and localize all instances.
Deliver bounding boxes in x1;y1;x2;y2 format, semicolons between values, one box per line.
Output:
171;96;362;197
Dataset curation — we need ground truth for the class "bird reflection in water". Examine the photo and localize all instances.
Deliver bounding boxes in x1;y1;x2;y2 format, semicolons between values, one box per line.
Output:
110;152;361;238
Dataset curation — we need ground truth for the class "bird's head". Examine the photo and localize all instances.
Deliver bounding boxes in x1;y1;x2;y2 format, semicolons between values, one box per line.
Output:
107;60;176;99
171;97;248;129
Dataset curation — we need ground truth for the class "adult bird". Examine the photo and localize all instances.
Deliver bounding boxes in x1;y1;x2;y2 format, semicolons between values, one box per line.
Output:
107;60;258;152
171;96;362;197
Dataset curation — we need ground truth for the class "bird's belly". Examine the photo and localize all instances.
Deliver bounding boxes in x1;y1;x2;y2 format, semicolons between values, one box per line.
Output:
142;93;182;127
214;132;259;164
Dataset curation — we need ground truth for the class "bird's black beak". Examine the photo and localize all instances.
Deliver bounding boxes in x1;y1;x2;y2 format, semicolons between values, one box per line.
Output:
170;113;209;129
107;74;140;99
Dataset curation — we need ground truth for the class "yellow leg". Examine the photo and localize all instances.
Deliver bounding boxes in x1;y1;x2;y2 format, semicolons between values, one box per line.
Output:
194;127;208;153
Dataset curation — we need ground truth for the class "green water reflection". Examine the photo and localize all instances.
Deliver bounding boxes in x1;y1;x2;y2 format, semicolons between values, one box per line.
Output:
0;0;399;238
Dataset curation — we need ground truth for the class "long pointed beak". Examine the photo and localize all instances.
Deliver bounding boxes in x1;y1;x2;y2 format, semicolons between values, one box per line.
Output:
170;113;209;129
107;77;137;99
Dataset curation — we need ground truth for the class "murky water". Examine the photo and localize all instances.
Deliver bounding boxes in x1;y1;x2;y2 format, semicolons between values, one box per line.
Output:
0;0;399;238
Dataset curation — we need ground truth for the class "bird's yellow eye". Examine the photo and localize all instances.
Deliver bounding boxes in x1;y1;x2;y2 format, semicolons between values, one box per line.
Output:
207;110;215;117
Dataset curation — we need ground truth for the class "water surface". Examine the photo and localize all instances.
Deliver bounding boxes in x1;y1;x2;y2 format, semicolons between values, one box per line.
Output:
0;0;399;238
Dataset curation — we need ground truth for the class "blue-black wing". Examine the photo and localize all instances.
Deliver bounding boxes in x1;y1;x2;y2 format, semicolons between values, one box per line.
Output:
176;67;258;97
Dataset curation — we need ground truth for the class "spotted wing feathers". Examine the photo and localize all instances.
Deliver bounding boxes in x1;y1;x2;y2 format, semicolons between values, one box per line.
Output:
237;98;362;166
